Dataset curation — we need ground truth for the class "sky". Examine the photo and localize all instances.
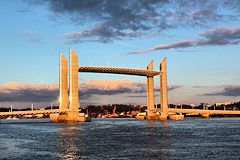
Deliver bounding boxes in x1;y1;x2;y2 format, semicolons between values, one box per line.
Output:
0;0;240;108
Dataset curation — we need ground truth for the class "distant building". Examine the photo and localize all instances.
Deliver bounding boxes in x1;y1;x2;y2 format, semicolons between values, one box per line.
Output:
190;104;196;107
201;103;212;109
215;102;232;106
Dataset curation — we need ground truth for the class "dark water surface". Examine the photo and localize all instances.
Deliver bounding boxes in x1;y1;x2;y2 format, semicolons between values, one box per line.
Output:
0;118;239;160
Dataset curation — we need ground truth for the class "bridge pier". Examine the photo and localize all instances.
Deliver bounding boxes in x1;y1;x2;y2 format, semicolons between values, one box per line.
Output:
69;49;79;112
158;58;168;121
50;111;88;122
59;53;68;111
169;113;184;120
146;61;156;119
52;49;90;123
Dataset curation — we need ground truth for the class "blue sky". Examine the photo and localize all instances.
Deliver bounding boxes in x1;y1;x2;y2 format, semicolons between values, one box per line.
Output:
0;0;239;108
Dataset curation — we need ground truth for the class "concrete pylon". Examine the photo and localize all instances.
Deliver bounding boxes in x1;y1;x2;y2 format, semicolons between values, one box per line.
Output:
69;49;79;112
50;49;90;122
159;58;168;120
59;53;68;111
146;60;155;119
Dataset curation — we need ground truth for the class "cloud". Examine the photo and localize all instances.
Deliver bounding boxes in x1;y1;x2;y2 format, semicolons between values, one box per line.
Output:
127;85;181;98
127;95;158;98
167;85;182;91
0;80;181;102
26;0;240;43
192;85;208;88
64;24;143;43
0;82;58;102
203;85;240;97
128;26;240;54
0;80;146;102
80;80;180;95
200;27;240;43
79;79;146;96
223;0;240;11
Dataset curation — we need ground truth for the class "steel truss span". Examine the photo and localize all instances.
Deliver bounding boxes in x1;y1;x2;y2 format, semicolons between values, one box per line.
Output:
78;66;162;76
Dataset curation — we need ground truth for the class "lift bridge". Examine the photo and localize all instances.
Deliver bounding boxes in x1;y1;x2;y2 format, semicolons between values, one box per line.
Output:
1;49;240;121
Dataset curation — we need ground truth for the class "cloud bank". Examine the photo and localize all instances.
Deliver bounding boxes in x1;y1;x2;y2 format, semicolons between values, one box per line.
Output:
0;80;181;102
26;0;240;43
0;82;58;102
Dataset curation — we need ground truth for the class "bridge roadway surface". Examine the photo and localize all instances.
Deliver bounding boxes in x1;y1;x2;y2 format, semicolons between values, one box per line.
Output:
1;108;240;117
168;108;240;115
0;109;68;117
78;66;162;76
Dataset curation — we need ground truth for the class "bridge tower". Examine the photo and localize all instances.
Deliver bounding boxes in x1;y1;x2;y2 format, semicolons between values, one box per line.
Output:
146;60;156;119
59;53;68;111
159;58;168;120
51;49;90;122
69;49;79;112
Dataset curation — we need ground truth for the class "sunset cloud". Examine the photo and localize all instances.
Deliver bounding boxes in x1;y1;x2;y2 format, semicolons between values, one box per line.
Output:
79;79;146;96
0;80;181;102
0;82;58;102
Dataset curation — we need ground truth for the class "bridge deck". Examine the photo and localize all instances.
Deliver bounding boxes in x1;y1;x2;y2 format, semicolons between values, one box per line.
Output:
0;109;68;116
168;108;240;115
2;108;240;118
79;66;161;76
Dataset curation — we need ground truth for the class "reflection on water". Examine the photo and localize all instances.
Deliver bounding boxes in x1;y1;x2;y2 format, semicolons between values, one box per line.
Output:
145;120;172;159
0;118;240;160
58;124;83;160
161;120;168;127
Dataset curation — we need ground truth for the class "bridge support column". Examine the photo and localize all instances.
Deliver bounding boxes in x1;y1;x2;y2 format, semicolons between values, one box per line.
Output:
158;58;168;120
146;61;156;119
69;49;79;112
50;49;90;123
59;53;68;111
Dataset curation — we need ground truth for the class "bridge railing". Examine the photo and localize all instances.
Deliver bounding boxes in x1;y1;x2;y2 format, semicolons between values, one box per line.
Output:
0;109;70;117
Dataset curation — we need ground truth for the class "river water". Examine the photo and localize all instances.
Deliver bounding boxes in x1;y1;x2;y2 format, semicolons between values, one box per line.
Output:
0;118;239;160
